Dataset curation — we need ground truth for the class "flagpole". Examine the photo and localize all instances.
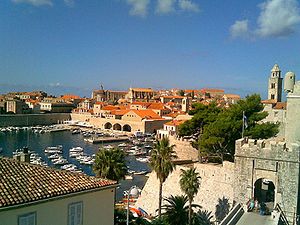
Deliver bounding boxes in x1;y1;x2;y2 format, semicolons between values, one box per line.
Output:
242;111;245;138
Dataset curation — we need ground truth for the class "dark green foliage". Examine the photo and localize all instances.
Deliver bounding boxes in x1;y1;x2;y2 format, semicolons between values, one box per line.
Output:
150;138;177;218
197;94;279;161
245;122;279;139
162;195;190;225
178;102;221;137
180;168;201;225
215;197;230;222
192;210;213;225
114;208;134;225
178;90;185;96
93;147;127;181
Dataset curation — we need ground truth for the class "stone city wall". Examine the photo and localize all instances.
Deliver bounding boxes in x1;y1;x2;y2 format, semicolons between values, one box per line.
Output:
168;135;199;161
234;138;300;223
0;113;71;127
135;162;235;218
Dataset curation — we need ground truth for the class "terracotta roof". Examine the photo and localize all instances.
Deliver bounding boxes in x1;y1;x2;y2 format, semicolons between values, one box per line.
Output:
131;102;152;107
61;95;81;100
130;109;162;120
261;99;277;104
201;88;224;93
0;157;117;209
223;94;241;99
131;88;155;92
165;120;186;126
102;105;119;111
148;103;166;110
273;102;287;110
110;110;130;116
94;101;105;105
162;96;185;99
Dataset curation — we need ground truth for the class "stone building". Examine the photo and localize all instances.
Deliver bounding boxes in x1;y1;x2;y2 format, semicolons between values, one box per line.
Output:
92;88;127;103
126;88;156;103
0;157;117;225
234;70;300;223
268;64;283;102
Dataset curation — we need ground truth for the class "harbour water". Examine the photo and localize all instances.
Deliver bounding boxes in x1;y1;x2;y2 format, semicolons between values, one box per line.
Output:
0;129;150;201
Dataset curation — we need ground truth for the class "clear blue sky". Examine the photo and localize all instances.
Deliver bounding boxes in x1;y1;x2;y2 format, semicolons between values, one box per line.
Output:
1;0;300;97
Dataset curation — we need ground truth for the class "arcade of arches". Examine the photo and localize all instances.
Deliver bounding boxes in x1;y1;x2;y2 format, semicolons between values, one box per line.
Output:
104;122;132;132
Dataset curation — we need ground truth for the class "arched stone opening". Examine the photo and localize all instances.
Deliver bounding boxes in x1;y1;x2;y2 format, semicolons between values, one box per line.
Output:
104;122;112;129
123;124;131;132
113;123;122;131
254;178;275;204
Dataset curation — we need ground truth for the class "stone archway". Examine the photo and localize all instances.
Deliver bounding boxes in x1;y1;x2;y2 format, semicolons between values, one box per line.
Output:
104;122;112;129
113;123;122;131
254;178;275;204
123;124;131;132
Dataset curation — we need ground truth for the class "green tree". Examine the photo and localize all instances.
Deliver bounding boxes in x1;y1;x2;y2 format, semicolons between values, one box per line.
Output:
150;138;177;219
180;168;201;225
161;195;189;225
178;90;185;96
198;94;279;161
178;102;221;137
192;210;213;225
215;197;230;222
93;147;127;181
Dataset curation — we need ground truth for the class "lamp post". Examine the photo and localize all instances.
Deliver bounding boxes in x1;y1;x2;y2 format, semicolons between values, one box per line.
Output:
126;186;139;225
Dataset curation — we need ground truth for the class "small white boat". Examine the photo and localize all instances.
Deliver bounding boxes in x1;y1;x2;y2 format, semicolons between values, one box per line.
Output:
118;143;127;148
103;145;114;150
125;174;134;180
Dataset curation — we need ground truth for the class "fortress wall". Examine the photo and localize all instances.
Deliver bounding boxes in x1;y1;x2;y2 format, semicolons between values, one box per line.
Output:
168;135;199;161
135;162;234;217
0;113;71;127
234;138;300;223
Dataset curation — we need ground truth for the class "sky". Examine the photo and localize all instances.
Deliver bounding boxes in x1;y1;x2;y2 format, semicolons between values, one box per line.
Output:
0;0;300;98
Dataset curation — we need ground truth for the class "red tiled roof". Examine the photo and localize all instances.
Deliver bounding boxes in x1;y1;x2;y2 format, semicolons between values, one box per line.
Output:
0;157;117;208
165;120;186;126
261;99;277;104
201;88;224;93
61;95;81;100
162;96;185;99
223;94;241;99
110;110;130;116
129;109;162;119
273;102;287;110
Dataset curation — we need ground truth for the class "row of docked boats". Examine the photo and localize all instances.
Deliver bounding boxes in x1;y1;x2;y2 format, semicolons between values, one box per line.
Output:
0;125;69;134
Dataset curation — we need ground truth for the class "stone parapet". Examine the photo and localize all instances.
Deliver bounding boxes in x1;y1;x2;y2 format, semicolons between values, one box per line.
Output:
235;138;300;162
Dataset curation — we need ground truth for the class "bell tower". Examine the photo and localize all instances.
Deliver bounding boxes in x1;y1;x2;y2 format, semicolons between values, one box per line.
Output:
268;64;283;102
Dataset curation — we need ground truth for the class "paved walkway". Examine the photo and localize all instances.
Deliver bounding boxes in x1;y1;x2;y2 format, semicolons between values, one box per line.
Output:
236;212;278;225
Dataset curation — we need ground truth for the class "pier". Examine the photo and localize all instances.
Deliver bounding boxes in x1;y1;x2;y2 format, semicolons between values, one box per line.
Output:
84;137;129;144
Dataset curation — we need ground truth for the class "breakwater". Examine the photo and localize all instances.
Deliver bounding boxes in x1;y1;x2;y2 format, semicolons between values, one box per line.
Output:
0;113;71;127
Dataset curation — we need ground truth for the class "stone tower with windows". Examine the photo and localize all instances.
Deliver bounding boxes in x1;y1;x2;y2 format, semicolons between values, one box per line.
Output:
234;70;300;224
268;64;283;102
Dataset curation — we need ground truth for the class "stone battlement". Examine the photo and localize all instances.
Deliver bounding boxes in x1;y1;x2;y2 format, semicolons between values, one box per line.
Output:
235;138;300;162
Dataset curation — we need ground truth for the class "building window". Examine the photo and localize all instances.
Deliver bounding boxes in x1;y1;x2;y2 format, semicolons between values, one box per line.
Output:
68;202;83;225
271;94;275;99
271;83;276;89
18;212;36;225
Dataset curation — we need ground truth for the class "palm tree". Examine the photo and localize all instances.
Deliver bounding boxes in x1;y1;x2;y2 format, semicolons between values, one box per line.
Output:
93;147;127;182
215;197;230;222
162;195;189;225
192;209;213;225
179;167;201;225
150;137;177;218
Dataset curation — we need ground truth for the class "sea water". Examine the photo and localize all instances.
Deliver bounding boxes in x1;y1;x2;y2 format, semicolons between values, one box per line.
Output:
0;130;149;201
